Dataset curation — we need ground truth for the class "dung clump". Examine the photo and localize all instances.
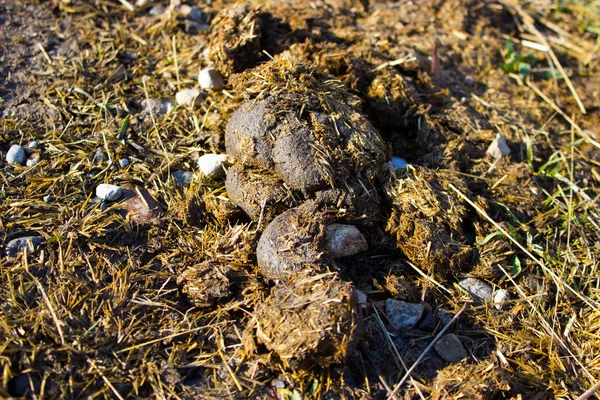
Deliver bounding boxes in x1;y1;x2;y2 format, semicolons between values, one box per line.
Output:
386;167;473;278
256;201;330;281
225;51;388;224
207;3;263;76
254;271;361;369
177;261;232;308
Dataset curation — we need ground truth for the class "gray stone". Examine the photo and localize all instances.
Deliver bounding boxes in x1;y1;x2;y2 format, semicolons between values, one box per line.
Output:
27;141;40;149
6;145;26;166
493;288;510;310
141;98;174;116
198;67;225;90
459;277;493;302
385;299;424;331
149;5;165;15
96;184;122;202
172;170;194;187
119;158;130;168
92;149;108;164
5;236;44;259
197;154;228;179
487;133;511;159
43;195;55;203
324;224;368;258
434;334;468;363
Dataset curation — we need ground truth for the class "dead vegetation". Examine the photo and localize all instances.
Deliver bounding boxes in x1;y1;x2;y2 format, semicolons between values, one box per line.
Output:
1;0;600;399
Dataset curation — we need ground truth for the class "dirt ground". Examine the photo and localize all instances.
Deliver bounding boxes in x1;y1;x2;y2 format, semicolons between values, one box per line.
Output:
1;0;600;399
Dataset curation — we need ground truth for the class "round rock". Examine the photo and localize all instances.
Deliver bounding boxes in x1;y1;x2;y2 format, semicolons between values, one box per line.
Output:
198;67;225;90
434;333;468;363
5;236;44;259
385;299;424;331
324;224;368;258
6;145;26;166
96;184;122;202
176;88;203;107
119;158;130;168
197;154;228;179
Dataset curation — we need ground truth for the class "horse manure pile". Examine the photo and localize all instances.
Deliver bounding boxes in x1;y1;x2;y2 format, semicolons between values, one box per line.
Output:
2;0;598;398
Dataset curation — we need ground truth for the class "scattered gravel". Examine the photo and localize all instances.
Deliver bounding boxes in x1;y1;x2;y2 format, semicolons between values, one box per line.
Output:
172;170;194;187
197;154;228;179
176;88;203;107
386;299;424;331
324;224;368;258
198;67;225;90
5;236;44;259
459;277;493;302
434;334;468;363
96;184;123;202
6;145;26;166
119;158;130;168
487;133;511;159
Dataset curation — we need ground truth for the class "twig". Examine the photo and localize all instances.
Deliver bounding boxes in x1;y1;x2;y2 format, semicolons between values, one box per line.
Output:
576;380;600;400
118;0;135;12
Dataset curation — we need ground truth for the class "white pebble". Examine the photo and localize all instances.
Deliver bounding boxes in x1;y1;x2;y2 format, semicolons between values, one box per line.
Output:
176;88;203;107
197;154;228;179
119;158;130;168
493;288;510;310
198;67;225;90
325;224;368;258
487;133;511;159
6;145;26;166
96;184;123;202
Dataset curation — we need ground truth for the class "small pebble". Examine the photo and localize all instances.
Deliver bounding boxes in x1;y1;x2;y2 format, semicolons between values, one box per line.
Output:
149;5;165;15
141;98;174;116
92;148;108;164
271;379;285;389
176;88;203;107
6;145;26;166
198;67;225;90
354;289;368;309
185;20;209;34
172;170;194;187
197;154;228;179
178;5;206;23
117;184;163;226
119;158;130;168
43;195;55;203
5;236;44;259
487;133;511;159
493;288;510;310
324;224;368;258
391;156;408;170
96;184;123;202
26;152;41;167
459;277;493;303
28;141;40;149
386;299;424;331
434;334;468;363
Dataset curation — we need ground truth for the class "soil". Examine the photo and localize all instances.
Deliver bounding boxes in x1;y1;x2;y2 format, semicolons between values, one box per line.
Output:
1;0;599;399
